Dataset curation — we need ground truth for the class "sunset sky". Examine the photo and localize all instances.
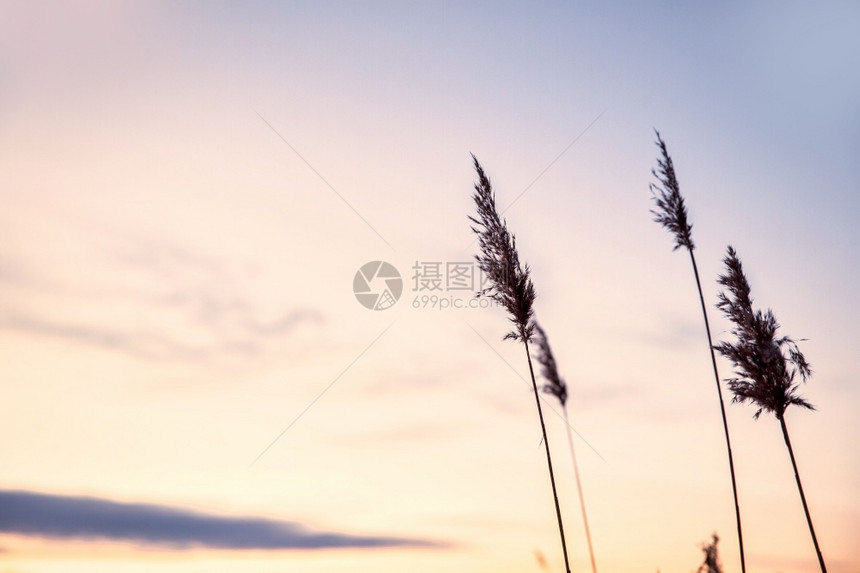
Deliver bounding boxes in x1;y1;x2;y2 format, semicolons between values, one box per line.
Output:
1;2;858;572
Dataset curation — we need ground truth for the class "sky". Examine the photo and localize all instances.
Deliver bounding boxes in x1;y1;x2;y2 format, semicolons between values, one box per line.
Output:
1;1;859;572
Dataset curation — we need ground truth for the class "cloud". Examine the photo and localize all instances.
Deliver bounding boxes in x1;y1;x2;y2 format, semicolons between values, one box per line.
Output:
0;312;207;362
0;236;325;364
0;490;440;551
0;309;321;363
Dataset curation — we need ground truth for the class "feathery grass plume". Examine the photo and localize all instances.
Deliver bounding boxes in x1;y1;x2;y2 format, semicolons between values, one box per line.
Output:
649;130;746;573
469;155;535;342
534;322;598;573
469;155;570;573
697;533;723;573
534;322;567;406
650;131;693;252
715;246;826;572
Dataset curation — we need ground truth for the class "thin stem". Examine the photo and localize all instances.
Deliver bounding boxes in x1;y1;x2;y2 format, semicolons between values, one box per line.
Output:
779;415;827;573
524;340;572;573
563;408;597;573
689;250;747;573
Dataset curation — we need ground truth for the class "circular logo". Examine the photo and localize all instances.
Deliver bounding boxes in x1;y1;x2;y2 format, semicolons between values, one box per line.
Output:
353;261;403;310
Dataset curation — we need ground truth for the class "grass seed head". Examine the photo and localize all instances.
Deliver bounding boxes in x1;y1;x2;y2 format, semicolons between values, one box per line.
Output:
650;130;695;252
714;246;814;419
533;322;568;406
469;154;536;342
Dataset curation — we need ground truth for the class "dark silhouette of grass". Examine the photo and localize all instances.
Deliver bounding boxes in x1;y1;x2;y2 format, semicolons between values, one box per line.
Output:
714;245;827;572
697;533;723;573
649;130;746;573
534;321;598;573
469;154;571;573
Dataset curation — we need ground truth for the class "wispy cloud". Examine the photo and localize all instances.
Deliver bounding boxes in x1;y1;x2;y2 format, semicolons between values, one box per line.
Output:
0;312;219;362
0;490;441;551
0;236;324;364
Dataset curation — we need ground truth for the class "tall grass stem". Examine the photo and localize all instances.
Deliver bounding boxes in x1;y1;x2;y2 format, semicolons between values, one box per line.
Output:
525;342;572;573
562;408;596;573
470;155;571;572
689;251;746;573
779;415;827;572
650;131;746;572
715;245;826;572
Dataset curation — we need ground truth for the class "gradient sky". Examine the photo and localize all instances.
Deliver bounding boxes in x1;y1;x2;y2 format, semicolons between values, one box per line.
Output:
2;2;859;572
